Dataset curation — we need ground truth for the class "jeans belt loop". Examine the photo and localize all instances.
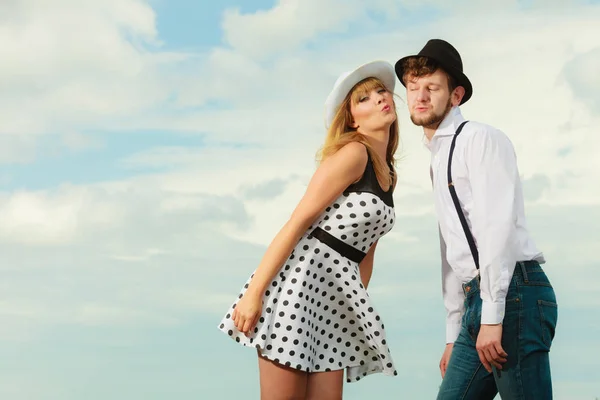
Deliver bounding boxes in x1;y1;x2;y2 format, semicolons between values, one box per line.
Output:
519;261;529;283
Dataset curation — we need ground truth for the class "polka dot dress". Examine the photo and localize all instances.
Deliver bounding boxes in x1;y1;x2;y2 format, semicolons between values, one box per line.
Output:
218;156;398;382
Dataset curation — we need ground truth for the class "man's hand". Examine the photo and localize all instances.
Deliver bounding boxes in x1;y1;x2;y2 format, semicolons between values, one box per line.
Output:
439;343;454;378
476;324;507;373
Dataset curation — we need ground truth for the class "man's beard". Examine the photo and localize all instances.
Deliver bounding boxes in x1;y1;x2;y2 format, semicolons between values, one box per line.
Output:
410;97;453;129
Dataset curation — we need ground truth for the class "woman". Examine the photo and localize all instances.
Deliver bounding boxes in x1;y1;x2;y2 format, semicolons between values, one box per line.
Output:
218;60;400;399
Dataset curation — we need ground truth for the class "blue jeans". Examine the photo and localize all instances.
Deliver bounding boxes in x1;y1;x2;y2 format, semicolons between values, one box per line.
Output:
437;261;558;400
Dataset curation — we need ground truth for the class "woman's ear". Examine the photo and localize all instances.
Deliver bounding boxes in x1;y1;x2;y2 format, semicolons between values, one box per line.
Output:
349;120;358;129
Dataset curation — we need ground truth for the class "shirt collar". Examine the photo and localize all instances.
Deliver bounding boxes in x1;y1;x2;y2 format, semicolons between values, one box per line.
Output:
423;106;465;149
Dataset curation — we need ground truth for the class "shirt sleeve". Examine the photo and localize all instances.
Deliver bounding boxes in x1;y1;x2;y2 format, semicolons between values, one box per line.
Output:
465;127;518;325
440;227;465;343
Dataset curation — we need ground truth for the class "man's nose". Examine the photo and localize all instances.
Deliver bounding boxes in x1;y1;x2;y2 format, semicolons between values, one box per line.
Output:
417;88;429;102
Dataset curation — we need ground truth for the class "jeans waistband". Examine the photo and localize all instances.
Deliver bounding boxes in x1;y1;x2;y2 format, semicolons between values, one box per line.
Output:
462;260;542;298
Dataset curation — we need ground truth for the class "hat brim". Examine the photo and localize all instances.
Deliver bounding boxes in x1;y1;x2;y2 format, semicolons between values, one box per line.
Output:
394;55;472;105
325;61;396;128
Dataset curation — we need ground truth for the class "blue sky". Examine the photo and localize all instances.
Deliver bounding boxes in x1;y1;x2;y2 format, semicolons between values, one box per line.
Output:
0;1;599;399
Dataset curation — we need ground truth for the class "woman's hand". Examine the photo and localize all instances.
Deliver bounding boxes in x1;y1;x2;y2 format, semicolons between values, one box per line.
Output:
232;290;263;335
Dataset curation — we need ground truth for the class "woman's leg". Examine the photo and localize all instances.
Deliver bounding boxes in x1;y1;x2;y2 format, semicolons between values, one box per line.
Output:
258;354;308;400
306;370;344;400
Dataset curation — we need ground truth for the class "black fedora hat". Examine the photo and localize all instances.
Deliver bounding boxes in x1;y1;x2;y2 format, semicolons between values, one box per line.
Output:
395;39;473;105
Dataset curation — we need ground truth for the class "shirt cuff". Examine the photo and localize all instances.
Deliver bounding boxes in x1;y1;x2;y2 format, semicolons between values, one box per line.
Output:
481;300;506;325
446;323;462;344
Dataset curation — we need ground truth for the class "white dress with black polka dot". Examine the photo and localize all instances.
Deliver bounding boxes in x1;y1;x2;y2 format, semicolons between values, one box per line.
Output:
218;156;398;382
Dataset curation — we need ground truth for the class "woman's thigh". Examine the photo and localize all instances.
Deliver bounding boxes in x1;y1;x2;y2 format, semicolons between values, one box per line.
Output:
258;354;308;400
306;369;344;400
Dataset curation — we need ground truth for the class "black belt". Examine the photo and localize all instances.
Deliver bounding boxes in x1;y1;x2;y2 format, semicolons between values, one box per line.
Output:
309;227;366;264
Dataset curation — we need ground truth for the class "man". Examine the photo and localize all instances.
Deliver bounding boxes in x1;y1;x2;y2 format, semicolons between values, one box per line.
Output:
395;39;558;399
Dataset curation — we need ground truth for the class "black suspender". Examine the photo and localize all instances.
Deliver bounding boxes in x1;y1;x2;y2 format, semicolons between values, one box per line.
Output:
447;121;480;270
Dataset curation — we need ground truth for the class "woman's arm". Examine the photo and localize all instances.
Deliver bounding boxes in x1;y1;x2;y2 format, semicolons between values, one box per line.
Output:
233;142;369;333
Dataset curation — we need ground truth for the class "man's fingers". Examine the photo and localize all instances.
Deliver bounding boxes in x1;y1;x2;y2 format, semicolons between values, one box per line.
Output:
494;342;508;359
483;348;494;364
482;361;492;373
488;344;507;364
481;346;503;371
478;350;493;373
487;346;500;362
477;350;487;364
441;362;447;379
485;346;503;370
491;360;503;370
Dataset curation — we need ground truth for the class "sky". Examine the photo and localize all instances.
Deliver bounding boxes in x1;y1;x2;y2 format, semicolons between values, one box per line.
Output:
0;0;599;399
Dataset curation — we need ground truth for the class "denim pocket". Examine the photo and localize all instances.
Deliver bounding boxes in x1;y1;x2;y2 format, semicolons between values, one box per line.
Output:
538;300;558;348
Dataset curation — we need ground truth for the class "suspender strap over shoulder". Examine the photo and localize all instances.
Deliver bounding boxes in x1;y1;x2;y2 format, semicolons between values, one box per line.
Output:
447;120;480;269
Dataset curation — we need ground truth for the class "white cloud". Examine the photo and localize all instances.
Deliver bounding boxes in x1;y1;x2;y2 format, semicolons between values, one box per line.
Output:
0;177;254;247
563;46;600;114
0;133;37;164
221;0;389;60
0;0;159;80
60;131;104;151
73;303;179;327
0;186;121;245
0;0;188;158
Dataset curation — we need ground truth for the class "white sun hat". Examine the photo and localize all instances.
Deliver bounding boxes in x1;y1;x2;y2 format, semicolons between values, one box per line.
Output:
324;60;396;129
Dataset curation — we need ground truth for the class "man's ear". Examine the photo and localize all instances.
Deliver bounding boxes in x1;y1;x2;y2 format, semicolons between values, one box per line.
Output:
452;86;465;107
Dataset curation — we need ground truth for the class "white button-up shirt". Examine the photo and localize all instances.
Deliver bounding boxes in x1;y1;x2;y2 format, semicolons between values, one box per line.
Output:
426;107;545;344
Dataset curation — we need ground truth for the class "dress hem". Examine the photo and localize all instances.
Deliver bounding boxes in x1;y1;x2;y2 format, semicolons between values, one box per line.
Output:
218;325;398;383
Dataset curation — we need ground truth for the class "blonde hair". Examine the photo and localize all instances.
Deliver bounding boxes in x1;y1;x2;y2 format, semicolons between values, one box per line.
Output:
317;77;399;188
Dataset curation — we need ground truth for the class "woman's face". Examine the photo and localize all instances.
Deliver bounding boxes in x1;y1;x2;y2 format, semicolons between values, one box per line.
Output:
349;82;396;133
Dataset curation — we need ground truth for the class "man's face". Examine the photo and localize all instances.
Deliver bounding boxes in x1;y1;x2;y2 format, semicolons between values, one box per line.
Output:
405;69;456;128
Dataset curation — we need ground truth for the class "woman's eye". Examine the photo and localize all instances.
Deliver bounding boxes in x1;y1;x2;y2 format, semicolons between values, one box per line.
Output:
378;88;387;93
359;97;368;102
